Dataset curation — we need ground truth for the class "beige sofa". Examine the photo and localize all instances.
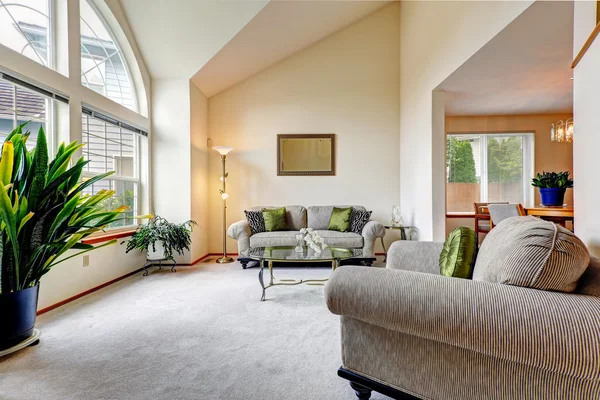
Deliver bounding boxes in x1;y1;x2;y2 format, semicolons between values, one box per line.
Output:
326;225;600;399
228;205;385;269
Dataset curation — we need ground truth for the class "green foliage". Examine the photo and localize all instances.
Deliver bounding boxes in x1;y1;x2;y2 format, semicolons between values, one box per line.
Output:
487;137;523;184
531;171;573;189
121;216;196;259
447;137;477;183
102;189;135;228
0;124;132;294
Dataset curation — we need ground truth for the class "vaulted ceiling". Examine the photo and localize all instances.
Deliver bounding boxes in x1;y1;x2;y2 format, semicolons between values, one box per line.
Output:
119;0;269;80
119;0;390;96
439;0;573;116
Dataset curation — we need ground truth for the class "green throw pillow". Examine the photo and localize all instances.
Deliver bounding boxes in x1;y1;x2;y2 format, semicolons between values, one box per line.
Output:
262;207;288;232
439;227;478;279
327;207;353;232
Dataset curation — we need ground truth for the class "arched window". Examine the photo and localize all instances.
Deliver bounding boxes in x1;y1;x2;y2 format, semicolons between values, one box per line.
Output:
0;0;52;67
80;0;137;111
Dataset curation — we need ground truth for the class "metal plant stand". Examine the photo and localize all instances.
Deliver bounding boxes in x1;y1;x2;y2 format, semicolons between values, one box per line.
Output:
142;257;177;276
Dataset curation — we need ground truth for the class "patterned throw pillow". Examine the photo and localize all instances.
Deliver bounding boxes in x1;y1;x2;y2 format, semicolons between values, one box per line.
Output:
244;210;265;235
350;209;372;234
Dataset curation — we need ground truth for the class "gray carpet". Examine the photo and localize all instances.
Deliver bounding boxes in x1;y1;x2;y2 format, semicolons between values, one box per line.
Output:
0;259;391;400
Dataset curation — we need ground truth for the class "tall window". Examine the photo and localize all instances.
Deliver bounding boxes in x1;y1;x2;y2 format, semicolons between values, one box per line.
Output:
82;110;144;228
80;0;136;111
446;133;534;213
0;77;54;149
0;0;52;67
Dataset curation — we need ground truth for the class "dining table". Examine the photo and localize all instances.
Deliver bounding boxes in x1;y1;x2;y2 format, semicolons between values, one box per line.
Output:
524;206;574;228
481;205;574;228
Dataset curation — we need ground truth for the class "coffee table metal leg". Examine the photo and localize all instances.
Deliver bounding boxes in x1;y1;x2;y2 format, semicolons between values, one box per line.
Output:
380;237;387;262
332;259;339;271
259;259;266;301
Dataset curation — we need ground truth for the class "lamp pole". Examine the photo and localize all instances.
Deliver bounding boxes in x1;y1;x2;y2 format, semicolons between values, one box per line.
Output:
213;146;234;264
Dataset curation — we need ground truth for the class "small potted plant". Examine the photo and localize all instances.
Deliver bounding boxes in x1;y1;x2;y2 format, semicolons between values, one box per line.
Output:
531;171;573;207
121;216;196;261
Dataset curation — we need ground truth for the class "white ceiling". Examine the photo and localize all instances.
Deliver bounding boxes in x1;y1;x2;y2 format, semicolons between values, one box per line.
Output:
191;1;390;97
119;0;269;79
438;1;574;116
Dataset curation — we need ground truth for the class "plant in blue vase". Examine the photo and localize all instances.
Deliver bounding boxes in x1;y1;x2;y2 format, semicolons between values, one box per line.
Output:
531;171;573;207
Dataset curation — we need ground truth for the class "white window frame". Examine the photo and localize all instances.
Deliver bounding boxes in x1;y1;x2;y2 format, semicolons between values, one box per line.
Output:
0;0;150;231
81;109;144;230
0;75;58;152
447;132;535;209
80;0;138;113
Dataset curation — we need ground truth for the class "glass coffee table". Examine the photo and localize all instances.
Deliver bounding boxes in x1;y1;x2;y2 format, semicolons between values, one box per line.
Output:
242;246;362;301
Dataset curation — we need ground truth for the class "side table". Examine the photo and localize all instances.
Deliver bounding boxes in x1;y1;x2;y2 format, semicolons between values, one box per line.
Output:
381;225;413;261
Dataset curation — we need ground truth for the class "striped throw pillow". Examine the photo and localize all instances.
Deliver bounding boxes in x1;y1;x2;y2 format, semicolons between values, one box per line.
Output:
473;216;589;293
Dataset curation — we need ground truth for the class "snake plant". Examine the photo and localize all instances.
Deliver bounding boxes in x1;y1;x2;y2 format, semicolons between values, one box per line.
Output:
0;124;137;294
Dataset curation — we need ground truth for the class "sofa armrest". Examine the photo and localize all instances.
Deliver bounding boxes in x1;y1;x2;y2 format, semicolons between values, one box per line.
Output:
326;267;600;381
360;220;385;258
361;220;385;239
227;220;251;240
386;240;443;274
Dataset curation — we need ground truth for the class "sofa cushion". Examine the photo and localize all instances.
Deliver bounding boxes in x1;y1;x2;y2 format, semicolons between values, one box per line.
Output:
473;216;590;293
250;205;306;231
576;257;600;297
439;227;477;279
315;230;363;248
328;207;353;232
250;231;299;248
308;205;365;230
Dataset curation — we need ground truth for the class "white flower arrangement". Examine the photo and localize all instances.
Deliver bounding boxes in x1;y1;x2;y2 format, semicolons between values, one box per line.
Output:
299;228;328;254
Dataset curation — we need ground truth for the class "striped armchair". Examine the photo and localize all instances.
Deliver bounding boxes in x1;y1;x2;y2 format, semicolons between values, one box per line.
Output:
326;240;600;399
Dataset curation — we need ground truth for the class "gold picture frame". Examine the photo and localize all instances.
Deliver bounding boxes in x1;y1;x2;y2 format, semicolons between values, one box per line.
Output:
277;134;336;176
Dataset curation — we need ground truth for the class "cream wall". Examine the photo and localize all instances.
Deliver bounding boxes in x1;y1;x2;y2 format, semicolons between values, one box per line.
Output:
399;1;532;241
446;114;574;208
190;84;210;260
573;1;600;256
151;79;193;263
207;3;401;253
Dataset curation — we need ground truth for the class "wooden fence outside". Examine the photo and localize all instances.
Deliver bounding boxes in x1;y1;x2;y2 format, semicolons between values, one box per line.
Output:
447;182;522;213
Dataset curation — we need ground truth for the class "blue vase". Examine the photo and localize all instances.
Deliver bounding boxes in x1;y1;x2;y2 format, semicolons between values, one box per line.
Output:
539;188;566;207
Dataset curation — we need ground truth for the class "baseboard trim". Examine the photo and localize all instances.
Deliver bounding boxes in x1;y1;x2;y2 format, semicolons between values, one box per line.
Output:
37;268;143;316
36;252;245;315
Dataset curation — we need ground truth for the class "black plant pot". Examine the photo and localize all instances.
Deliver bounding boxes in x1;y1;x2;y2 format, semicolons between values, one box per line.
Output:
0;285;39;351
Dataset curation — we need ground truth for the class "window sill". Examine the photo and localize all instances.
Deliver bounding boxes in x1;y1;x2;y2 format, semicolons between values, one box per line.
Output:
446;213;476;218
82;227;137;245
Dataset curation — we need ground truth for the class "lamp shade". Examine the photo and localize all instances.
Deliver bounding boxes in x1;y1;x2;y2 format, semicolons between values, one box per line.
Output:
212;146;234;156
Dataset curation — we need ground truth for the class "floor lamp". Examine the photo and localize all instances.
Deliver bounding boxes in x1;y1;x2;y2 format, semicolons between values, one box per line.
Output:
213;146;234;264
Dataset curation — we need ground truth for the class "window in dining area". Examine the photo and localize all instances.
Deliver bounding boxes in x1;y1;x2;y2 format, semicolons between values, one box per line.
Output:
446;133;534;213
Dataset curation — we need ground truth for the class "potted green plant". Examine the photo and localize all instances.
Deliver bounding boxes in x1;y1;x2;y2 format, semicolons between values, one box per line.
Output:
0;124;137;351
531;171;573;207
121;216;196;261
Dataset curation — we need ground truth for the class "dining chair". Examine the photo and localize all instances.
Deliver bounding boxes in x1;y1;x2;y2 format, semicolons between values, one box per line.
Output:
473;202;508;239
488;203;526;229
